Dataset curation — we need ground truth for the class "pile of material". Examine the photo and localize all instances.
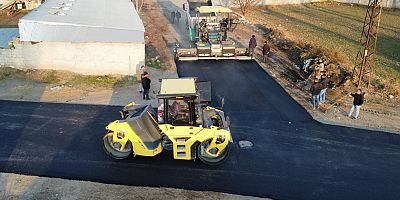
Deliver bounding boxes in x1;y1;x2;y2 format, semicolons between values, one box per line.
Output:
263;28;351;89
299;56;350;90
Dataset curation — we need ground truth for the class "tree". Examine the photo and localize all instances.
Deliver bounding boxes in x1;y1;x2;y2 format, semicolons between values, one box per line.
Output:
132;0;144;13
219;0;234;8
233;0;260;16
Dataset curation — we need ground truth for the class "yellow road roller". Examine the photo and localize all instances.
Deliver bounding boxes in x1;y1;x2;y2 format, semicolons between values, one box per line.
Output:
103;78;232;165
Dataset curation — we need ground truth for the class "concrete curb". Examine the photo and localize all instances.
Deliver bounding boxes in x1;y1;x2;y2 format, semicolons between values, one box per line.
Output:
311;114;400;134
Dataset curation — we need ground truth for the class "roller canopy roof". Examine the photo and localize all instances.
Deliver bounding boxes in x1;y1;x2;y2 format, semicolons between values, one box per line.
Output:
196;6;232;13
159;78;197;97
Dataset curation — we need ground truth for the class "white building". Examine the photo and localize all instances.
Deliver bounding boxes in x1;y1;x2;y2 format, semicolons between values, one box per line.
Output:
0;0;145;75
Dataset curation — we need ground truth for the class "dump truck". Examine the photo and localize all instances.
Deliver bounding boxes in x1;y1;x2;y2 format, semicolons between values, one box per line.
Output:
175;0;251;61
103;78;232;165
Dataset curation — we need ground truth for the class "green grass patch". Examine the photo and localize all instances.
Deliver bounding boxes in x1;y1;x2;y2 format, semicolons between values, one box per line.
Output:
70;75;121;87
0;67;25;80
70;75;136;88
113;76;137;88
41;71;60;84
0;67;133;88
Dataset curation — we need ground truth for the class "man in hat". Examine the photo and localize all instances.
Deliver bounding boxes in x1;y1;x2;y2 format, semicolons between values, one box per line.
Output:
176;10;181;23
262;41;270;63
248;35;257;58
171;11;176;23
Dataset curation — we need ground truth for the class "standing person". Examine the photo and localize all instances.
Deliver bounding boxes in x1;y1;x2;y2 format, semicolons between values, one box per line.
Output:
248;35;257;58
170;11;176;23
262;41;270;63
176;10;181;23
319;74;329;103
310;79;322;109
137;65;146;93
348;88;365;119
141;72;151;100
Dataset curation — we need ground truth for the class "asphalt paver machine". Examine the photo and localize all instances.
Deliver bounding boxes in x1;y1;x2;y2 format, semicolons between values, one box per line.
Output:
103;78;232;165
175;3;251;61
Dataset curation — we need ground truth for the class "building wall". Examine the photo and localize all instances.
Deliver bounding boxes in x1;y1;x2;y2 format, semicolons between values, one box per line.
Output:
213;0;399;8
336;0;399;8
259;0;323;5
0;41;145;75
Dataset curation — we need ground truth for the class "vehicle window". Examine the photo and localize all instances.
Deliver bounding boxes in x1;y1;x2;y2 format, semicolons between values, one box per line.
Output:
157;99;165;124
168;99;190;125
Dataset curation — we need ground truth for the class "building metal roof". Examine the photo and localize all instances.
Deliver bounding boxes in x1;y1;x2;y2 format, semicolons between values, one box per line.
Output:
18;0;145;43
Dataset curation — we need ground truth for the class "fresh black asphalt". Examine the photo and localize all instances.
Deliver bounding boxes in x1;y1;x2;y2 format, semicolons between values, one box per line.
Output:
0;60;399;200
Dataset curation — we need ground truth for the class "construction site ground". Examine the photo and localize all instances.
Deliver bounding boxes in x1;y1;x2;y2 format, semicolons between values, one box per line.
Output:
0;0;259;199
1;173;261;200
231;23;400;133
0;0;399;199
0;67;178;107
0;0;179;108
0;2;220;199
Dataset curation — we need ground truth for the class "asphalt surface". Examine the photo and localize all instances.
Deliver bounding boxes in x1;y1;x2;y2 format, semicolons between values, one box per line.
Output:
1;60;400;200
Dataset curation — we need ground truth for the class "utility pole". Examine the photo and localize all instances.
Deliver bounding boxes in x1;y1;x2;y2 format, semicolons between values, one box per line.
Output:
352;0;383;92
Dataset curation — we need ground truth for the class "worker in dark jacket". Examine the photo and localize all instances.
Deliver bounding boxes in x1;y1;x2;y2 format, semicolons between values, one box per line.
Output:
141;72;151;100
176;10;181;23
262;41;270;63
310;79;322;109
319;74;329;103
348;88;365;119
248;35;257;58
171;11;176;23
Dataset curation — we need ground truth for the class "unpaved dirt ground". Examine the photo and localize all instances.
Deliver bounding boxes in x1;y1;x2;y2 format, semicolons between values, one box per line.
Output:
0;67;178;107
229;4;400;133
0;9;28;28
0;173;265;200
141;0;185;71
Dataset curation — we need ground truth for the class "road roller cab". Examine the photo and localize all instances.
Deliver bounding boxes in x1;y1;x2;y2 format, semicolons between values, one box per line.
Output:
103;78;232;165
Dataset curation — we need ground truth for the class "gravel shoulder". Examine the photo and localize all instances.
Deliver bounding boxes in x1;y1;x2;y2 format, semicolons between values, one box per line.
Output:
0;173;264;200
0;67;178;107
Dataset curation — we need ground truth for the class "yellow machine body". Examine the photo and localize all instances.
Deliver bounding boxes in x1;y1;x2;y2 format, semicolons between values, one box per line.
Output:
103;78;232;165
